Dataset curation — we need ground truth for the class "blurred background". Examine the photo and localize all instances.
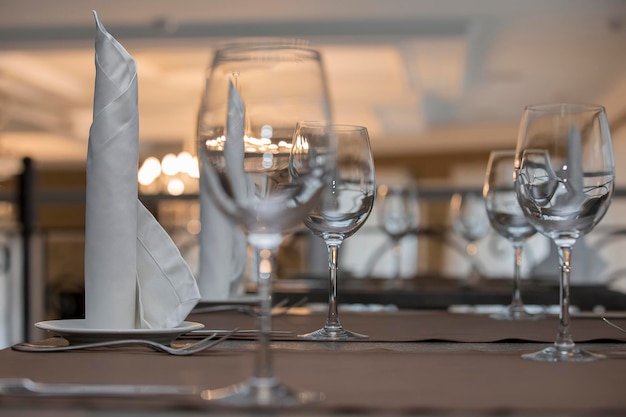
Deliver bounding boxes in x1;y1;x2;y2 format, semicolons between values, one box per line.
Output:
1;0;626;345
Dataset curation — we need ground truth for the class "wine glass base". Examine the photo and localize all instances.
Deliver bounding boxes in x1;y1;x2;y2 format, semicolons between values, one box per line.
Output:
385;278;404;290
297;326;369;341
459;271;483;289
522;345;607;362
201;376;325;407
490;305;542;321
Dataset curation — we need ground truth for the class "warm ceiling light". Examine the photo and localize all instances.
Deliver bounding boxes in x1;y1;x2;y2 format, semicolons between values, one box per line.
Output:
167;178;185;196
176;151;194;175
138;151;199;195
138;156;161;185
161;153;179;176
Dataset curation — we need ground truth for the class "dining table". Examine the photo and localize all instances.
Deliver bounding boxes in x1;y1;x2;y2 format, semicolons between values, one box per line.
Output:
1;303;626;416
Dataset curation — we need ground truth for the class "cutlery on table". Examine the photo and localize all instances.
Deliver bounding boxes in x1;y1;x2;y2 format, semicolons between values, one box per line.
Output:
602;317;626;334
183;329;293;339
0;378;197;397
12;329;238;355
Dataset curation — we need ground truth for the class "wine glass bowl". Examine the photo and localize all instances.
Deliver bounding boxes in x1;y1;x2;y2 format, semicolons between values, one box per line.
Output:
197;40;334;405
483;150;539;321
515;103;615;362
199;43;333;238
516;150;613;241
377;183;420;286
298;123;376;341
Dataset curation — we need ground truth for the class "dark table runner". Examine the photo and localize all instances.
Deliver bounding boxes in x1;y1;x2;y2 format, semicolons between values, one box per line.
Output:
271;278;626;310
187;309;626;343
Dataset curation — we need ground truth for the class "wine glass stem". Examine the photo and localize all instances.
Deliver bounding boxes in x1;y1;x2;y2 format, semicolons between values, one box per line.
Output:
510;242;524;309
392;240;402;282
325;242;341;329
466;242;481;286
556;244;575;349
252;246;276;381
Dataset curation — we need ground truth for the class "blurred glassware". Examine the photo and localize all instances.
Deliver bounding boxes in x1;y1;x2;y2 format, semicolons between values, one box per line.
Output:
298;124;375;341
376;183;420;287
515;103;615;362
197;39;334;405
483;150;539;320
449;191;490;285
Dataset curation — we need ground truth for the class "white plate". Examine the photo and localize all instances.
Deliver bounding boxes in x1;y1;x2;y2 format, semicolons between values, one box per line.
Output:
197;295;262;306
35;319;204;344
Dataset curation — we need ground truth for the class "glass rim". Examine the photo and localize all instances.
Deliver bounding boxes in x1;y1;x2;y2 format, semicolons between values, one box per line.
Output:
523;102;606;113
332;123;368;132
296;121;367;132
213;37;321;60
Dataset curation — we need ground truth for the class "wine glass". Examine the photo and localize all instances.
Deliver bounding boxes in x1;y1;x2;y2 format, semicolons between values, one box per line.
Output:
298;123;376;341
483;150;539;320
196;40;335;404
515;103;615;362
449;191;490;285
377;183;420;287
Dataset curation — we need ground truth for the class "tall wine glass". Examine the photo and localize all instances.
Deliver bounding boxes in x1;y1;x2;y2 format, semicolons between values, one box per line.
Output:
449;191;490;285
298;124;375;341
197;40;335;404
515;103;615;362
483;150;539;320
377;183;420;287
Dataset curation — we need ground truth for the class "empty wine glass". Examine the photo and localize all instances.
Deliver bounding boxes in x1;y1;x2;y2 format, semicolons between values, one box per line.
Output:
483;150;539;320
449;191;490;285
298;124;375;341
515;103;615;362
197;40;335;404
377;183;420;287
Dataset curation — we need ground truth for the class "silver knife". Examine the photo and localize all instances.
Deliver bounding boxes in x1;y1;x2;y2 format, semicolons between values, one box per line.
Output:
0;378;197;397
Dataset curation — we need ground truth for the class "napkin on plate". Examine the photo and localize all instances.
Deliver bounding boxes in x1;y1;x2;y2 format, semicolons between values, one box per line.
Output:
84;11;200;330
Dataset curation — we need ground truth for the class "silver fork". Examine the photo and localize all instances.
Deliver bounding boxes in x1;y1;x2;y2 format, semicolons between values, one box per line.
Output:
11;328;238;356
602;317;626;334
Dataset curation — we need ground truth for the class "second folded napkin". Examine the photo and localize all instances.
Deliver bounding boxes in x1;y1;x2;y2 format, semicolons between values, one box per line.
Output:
84;11;200;330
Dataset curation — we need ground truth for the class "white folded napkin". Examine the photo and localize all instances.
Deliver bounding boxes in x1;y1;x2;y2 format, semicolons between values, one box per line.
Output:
197;79;248;301
84;11;200;329
198;192;247;299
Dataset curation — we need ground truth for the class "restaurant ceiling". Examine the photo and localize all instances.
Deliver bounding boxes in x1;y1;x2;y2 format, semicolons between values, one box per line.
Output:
0;0;625;167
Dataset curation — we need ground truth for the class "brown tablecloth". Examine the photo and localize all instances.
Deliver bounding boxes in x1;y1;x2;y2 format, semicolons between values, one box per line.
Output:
1;310;626;415
1;341;626;415
187;309;626;343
